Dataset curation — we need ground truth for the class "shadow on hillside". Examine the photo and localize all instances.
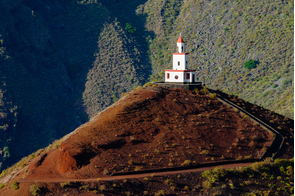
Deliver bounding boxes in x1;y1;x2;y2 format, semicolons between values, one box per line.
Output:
0;1;112;171
98;0;153;82
51;0;153;112
0;74;19;170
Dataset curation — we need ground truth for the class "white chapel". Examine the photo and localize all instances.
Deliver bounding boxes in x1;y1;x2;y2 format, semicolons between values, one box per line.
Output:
165;36;196;83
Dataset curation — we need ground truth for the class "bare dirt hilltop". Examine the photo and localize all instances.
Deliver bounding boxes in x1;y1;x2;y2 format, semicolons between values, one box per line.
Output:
0;86;293;196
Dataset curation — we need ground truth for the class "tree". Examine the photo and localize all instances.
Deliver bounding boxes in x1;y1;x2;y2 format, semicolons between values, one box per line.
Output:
244;59;258;69
125;23;136;33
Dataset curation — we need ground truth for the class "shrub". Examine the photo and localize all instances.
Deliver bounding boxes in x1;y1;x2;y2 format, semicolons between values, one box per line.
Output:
236;167;244;173
60;181;70;188
3;147;10;158
79;185;90;191
125;23;136;33
30;153;35;159
263;157;272;164
103;168;109;175
135;86;143;91
165;179;173;186
202;167;226;183
229;183;235;189
236;156;243;160
155;190;166;196
248;141;255;147
99;184;106;191
244;180;253;185
130;136;136;141
286;166;293;176
209;93;217;99
30;184;41;196
193;88;199;94
182;160;191;166
200;150;209;155
121;92;129;98
170;185;177;191
202;180;212;188
244;59;258;69
252;135;259;140
250;162;263;172
134;166;143;171
143;82;155;87
11;182;19;190
0;184;6;190
155;149;161;154
200;87;210;95
244;155;253;159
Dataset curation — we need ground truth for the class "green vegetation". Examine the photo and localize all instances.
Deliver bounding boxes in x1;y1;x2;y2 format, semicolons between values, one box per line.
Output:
202;166;227;183
29;184;41;196
125;23;137;33
11;182;19;190
138;0;293;118
60;181;71;188
0;0;293;174
2;157;289;195
3;147;10;158
244;59;257;70
201;158;294;195
0;184;6;190
0;137;63;179
155;190;166;196
0;0;150;171
79;185;90;191
182;160;191;166
82;19;143;116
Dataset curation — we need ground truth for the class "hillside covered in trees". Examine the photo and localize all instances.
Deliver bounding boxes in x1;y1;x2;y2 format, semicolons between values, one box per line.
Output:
0;0;293;171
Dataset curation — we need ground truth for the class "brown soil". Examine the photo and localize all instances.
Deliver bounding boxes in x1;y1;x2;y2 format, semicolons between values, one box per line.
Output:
0;86;293;196
213;89;294;159
0;162;255;196
29;87;274;178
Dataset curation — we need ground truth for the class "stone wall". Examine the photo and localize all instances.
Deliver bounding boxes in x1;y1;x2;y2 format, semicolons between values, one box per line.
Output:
153;82;204;90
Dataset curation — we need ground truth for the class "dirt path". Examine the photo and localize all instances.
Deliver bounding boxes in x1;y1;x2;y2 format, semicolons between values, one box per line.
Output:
209;89;284;159
17;162;253;183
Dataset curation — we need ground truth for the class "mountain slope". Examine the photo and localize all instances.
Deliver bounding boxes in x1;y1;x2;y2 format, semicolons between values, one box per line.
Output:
0;0;150;170
138;0;294;118
0;0;293;172
0;86;293;196
0;0;89;170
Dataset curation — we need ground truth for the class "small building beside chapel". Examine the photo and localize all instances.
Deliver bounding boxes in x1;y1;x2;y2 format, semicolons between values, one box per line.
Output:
165;36;196;83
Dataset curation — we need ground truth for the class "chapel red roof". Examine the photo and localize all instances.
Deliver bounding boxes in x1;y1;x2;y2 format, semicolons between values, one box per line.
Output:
177;36;184;43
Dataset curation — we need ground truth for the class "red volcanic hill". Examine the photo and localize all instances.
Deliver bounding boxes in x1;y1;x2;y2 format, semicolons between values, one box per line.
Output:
0;86;293;195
